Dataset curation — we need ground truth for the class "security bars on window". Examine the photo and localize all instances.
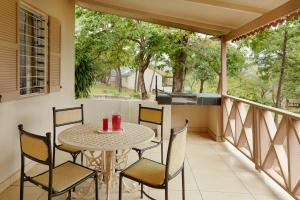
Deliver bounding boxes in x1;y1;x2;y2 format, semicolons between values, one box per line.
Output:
19;7;47;95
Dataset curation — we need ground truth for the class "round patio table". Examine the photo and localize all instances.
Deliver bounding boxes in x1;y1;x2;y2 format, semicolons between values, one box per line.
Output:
58;122;155;200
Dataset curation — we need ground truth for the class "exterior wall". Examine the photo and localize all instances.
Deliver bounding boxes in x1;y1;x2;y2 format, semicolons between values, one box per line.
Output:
0;0;75;190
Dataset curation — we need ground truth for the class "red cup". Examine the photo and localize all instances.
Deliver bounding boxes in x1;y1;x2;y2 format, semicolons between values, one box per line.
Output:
102;118;108;131
112;114;121;131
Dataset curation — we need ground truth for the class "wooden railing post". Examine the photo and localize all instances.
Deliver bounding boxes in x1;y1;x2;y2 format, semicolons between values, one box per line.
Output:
253;107;261;171
221;96;226;142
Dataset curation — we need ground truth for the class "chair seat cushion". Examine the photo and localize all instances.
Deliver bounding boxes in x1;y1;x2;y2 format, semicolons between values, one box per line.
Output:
32;161;94;192
57;144;81;154
132;139;161;152
122;158;165;186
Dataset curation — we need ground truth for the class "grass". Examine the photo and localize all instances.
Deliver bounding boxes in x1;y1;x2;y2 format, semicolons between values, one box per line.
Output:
90;83;141;98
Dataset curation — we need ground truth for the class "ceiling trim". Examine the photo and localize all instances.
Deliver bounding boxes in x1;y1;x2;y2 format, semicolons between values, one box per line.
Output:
77;0;234;36
185;0;267;14
225;0;300;41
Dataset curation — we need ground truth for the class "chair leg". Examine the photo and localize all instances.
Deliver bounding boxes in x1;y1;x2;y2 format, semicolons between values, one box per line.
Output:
20;174;24;200
81;152;84;165
20;157;25;200
53;147;56;168
161;142;164;164
71;153;78;192
165;183;168;200
182;166;185;200
72;154;77;163
119;174;123;200
68;190;72;200
48;190;52;200
141;183;144;198
95;173;99;200
138;150;143;160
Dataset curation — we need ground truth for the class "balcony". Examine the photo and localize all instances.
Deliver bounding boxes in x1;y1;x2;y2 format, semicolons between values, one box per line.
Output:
0;129;296;200
0;0;300;200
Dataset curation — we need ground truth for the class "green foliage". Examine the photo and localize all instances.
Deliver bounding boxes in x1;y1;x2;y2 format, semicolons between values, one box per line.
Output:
75;52;96;98
238;19;300;109
75;6;246;96
75;6;299;115
185;35;245;92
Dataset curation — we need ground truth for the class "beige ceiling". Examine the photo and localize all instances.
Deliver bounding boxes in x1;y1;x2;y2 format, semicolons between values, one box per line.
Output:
77;0;300;41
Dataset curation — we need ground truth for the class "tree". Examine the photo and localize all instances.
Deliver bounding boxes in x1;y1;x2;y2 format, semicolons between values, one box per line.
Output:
75;6;249;100
123;20;166;98
187;35;245;93
163;30;191;92
76;7;168;99
75;7;134;93
241;19;300;110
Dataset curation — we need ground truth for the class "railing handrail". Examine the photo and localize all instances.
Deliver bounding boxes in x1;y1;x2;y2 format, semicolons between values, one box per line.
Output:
223;94;300;120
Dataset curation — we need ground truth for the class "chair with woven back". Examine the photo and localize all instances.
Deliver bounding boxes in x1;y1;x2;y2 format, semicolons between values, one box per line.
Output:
52;104;84;167
119;120;188;200
132;104;164;164
18;124;98;200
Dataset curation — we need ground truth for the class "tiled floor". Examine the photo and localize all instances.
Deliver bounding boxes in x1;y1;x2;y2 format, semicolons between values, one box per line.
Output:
0;132;295;200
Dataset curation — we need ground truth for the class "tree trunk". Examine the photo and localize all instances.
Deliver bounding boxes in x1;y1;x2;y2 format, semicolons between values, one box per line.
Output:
134;68;138;92
116;66;122;92
199;79;205;93
149;69;156;92
275;29;288;124
172;35;189;93
137;54;151;98
138;67;147;99
136;36;152;99
106;70;111;84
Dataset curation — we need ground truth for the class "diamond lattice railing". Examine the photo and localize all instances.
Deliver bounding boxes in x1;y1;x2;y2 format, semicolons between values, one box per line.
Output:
222;95;300;200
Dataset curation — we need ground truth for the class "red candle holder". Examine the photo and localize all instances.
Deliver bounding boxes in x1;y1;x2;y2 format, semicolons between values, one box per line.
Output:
112;114;121;131
102;118;108;131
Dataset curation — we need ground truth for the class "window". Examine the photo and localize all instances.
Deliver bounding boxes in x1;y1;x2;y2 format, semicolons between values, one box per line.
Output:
19;5;47;96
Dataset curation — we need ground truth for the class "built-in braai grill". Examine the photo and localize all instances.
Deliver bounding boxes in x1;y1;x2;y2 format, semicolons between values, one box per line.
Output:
155;76;221;105
155;89;221;105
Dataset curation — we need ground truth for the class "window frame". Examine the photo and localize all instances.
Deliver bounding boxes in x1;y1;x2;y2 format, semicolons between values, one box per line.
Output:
18;2;49;97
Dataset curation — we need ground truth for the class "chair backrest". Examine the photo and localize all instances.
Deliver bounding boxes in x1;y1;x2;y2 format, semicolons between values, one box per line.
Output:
165;120;188;179
52;104;84;145
138;104;164;125
18;124;52;165
53;104;84;127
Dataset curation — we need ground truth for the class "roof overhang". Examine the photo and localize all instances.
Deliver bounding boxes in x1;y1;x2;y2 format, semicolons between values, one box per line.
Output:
77;0;300;41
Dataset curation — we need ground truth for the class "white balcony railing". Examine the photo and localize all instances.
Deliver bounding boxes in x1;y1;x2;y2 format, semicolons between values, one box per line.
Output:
222;95;300;200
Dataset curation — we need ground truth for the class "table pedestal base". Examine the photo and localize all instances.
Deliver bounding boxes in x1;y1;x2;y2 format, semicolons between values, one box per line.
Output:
78;149;131;200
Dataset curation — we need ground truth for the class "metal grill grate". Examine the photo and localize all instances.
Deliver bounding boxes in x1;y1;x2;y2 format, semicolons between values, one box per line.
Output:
19;7;47;95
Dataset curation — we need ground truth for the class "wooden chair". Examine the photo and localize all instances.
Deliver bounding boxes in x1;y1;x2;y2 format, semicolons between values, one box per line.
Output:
132;104;164;164
52;104;84;167
18;124;98;200
119;120;188;200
